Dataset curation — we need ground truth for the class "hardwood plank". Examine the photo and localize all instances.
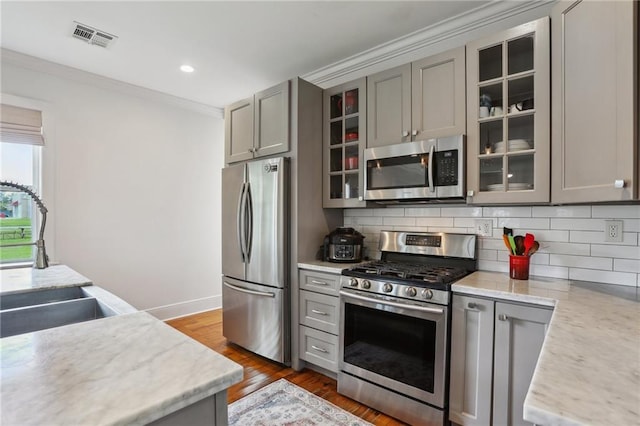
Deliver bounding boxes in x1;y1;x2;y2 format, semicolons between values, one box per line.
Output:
166;309;407;425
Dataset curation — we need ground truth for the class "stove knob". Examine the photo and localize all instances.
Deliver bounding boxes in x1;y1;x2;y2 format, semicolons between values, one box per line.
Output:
349;278;358;287
361;280;371;289
405;287;417;297
422;289;434;300
383;283;393;293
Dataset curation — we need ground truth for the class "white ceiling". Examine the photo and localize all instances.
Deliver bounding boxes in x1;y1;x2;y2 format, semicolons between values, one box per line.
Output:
1;1;492;109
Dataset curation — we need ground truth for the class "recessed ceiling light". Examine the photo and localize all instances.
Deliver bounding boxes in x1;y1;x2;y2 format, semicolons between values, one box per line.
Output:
180;65;195;73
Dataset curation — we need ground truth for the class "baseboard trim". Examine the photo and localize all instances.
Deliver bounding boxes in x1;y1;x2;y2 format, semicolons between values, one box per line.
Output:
146;295;222;321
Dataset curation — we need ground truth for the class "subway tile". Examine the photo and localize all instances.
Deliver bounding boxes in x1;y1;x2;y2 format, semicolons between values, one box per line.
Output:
416;217;454;227
497;251;549;265
570;231;638;245
549;254;612;270
373;208;406;217
620;219;640;232
426;227;463;233
497;218;550;230
541;242;590;256
614;259;640;273
440;206;483;217
352;216;384;226
404;207;441;217
526;229;570;242
344;209;374;217
482;238;507;251
343;217;355;226
550;218;605;231
591;244;640;260
569;269;637;287
592;205;640;219
529;264;569;279
483;207;532;217
362;225;386;235
478;249;497;261
532;206;592;218
383;217;416;226
391;225;427;233
478;260;509;273
453;217;492;228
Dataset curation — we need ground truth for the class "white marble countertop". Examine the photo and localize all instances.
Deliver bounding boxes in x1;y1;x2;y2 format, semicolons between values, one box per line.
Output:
452;272;640;426
0;266;243;425
0;264;92;294
298;260;366;274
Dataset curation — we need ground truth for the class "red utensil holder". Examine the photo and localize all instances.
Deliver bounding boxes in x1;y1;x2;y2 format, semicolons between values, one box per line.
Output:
509;255;530;280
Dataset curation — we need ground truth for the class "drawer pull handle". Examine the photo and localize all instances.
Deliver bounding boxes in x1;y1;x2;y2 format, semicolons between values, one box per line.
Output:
311;280;328;286
311;309;328;316
311;345;328;353
498;314;508;321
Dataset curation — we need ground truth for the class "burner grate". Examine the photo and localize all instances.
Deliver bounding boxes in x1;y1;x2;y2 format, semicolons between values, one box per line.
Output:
348;261;468;285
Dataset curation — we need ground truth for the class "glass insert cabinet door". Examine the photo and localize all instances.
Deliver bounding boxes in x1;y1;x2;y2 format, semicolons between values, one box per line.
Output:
466;17;550;204
323;78;367;208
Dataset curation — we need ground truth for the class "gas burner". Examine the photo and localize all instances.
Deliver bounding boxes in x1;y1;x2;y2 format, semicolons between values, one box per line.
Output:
347;261;469;286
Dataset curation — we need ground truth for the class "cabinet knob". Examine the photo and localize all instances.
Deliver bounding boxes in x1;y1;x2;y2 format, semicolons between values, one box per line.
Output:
411;130;419;136
247;149;253;153
468;302;477;309
402;130;410;137
614;180;625;188
498;314;508;321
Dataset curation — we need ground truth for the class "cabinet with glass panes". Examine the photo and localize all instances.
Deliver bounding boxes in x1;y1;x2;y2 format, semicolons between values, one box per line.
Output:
323;77;367;208
466;18;550;204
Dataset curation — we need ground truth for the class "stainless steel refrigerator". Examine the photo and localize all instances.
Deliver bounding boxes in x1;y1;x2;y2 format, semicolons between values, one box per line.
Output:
221;156;289;364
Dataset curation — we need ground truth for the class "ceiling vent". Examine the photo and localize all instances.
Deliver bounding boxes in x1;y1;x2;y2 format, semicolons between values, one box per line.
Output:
71;21;118;48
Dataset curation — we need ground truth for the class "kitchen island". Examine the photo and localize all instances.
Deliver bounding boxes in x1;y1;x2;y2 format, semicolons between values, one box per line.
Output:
452;272;640;426
0;265;243;426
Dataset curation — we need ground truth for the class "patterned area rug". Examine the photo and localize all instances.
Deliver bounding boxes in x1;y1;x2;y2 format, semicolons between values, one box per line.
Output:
228;378;372;426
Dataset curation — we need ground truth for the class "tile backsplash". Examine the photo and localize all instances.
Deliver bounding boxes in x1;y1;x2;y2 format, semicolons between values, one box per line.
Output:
343;205;640;287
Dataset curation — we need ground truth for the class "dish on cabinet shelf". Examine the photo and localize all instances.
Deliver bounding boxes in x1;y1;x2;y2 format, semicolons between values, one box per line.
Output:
493;139;531;152
486;183;533;191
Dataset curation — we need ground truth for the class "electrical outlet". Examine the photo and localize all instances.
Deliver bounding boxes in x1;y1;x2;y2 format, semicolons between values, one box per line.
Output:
475;219;493;236
604;220;623;243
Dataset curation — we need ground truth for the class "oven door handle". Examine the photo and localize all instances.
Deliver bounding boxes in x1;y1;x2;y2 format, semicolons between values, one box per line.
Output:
340;290;444;314
428;144;435;193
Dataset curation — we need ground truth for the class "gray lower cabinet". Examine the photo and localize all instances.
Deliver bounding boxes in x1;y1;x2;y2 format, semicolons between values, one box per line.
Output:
298;269;341;373
450;294;552;426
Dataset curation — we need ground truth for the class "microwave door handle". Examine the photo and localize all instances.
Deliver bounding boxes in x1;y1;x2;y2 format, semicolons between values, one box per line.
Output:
428;144;435;193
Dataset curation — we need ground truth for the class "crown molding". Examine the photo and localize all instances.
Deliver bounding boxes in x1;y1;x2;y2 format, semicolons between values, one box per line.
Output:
1;48;223;118
303;1;554;86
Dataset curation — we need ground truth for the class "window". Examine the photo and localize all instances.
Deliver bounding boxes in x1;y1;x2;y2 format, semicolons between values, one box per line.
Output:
0;104;44;265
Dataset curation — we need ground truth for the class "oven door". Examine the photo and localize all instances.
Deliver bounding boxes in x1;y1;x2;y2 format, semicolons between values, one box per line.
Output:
338;289;448;408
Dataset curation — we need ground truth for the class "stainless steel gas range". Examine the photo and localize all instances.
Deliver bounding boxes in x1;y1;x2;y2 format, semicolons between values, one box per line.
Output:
338;231;477;426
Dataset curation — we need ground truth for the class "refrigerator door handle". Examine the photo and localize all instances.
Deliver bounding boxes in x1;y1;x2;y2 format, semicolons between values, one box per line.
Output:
245;181;253;262
237;182;247;262
223;281;275;298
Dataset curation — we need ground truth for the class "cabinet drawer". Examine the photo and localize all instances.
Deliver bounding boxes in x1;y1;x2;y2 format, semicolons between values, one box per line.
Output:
299;325;339;373
299;269;341;296
299;290;339;334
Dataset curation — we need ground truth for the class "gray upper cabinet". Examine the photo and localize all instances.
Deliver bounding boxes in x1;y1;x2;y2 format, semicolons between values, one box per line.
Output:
466;18;551;204
493;301;552;426
551;0;638;203
225;81;290;164
323;78;367;208
366;46;465;148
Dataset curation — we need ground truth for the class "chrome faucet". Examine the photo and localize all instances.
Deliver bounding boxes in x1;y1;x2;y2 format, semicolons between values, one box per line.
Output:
0;181;49;268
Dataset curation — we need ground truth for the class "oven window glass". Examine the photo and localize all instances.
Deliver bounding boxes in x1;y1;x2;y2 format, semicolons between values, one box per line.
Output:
343;302;436;393
366;154;428;190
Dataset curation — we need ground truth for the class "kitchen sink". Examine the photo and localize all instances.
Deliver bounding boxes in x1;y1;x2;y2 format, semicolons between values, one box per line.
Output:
0;286;135;338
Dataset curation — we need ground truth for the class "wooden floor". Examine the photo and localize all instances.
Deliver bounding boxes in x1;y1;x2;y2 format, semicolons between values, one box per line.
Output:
166;309;406;425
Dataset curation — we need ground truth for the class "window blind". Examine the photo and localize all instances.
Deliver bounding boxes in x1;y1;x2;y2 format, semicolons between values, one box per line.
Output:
0;104;44;145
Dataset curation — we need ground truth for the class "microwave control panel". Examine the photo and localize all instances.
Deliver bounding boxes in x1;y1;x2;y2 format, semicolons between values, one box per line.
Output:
435;150;458;186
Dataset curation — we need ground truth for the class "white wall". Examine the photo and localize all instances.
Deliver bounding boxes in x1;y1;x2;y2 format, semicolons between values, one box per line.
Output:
344;205;640;287
1;59;225;319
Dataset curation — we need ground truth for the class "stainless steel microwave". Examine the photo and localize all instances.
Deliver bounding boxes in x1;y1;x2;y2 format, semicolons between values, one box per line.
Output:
364;136;465;202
